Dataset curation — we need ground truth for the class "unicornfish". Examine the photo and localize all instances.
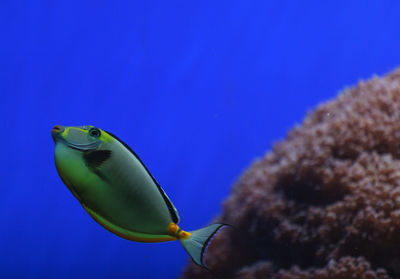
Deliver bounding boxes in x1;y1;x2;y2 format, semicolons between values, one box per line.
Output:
52;125;225;268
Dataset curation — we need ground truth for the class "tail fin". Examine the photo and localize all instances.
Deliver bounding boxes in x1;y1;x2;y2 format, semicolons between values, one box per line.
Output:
179;223;226;268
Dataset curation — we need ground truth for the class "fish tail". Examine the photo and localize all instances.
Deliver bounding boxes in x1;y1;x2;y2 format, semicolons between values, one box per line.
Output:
178;223;226;268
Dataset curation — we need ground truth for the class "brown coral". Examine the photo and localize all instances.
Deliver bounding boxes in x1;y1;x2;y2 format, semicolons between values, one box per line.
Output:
181;68;400;279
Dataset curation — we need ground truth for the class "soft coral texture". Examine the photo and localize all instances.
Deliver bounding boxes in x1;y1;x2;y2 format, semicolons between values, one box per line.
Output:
182;69;400;279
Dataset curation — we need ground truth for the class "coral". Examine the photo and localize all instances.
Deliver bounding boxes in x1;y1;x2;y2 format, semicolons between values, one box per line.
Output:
181;68;400;279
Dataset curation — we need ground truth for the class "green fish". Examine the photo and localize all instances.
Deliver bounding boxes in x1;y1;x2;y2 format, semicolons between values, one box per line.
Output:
52;125;225;268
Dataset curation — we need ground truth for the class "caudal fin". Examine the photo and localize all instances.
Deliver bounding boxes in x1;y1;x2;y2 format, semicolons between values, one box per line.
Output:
179;223;226;268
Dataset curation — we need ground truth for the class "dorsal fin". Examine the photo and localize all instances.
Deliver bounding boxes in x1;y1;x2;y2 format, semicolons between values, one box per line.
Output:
105;130;180;224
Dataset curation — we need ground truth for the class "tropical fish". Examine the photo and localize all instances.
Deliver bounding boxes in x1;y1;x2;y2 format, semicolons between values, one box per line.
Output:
51;125;225;268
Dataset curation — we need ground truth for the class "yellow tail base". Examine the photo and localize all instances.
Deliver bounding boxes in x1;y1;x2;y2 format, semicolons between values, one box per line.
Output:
167;222;191;239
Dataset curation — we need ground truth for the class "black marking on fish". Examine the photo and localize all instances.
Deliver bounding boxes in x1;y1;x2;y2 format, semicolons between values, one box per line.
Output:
83;150;112;168
105;130;179;224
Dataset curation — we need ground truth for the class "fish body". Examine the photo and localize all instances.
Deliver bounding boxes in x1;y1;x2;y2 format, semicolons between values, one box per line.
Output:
52;125;224;267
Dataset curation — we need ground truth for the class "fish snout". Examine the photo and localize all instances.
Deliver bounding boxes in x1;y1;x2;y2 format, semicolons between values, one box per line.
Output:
52;125;65;142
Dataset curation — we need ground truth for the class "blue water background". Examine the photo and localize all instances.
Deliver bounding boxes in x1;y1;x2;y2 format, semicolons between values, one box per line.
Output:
2;1;400;278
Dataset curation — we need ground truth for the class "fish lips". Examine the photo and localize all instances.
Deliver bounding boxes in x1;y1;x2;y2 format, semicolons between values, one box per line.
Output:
52;125;65;143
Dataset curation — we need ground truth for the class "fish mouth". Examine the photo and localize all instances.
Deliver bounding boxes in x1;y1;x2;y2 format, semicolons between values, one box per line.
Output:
52;125;61;133
52;125;65;143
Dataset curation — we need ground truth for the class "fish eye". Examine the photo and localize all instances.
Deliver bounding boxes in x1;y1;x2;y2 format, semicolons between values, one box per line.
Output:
89;127;101;138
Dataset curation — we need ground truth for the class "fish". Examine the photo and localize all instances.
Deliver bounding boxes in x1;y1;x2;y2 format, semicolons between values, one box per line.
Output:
51;125;225;268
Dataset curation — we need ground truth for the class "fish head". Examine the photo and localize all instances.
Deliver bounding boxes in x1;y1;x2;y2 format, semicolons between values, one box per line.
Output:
51;125;113;151
52;125;114;201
